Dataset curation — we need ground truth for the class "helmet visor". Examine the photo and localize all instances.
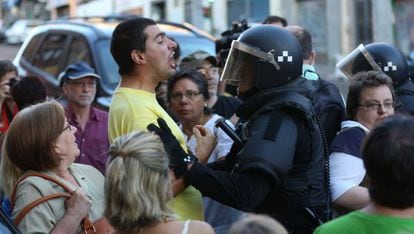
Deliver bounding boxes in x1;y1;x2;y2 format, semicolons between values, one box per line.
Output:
336;44;381;79
221;40;280;86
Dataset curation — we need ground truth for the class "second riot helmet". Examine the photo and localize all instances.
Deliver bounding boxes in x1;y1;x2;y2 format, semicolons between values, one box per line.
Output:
337;42;409;87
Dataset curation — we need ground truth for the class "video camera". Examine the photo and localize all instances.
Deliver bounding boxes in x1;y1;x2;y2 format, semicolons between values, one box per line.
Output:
215;20;250;68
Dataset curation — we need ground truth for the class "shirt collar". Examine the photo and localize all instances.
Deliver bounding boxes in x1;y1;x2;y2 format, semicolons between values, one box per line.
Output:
65;104;100;123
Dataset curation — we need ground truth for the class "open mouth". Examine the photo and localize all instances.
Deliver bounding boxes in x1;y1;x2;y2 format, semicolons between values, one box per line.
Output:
169;55;176;69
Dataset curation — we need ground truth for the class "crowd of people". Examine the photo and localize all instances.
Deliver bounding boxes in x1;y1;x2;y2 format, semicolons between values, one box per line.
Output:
0;13;414;234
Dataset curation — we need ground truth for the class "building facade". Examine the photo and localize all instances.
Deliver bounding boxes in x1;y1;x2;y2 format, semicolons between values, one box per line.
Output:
4;0;413;74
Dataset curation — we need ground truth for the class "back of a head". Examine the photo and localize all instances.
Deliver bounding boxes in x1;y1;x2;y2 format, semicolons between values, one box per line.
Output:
11;76;47;110
286;25;313;60
262;15;288;27
229;214;287;234
110;17;156;76
362;115;414;209
105;131;172;231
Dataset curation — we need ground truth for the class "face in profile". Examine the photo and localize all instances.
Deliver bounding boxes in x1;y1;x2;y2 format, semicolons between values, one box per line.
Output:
143;25;177;81
54;119;80;163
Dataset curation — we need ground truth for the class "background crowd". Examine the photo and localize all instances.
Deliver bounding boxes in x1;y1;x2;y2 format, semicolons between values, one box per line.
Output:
0;13;413;234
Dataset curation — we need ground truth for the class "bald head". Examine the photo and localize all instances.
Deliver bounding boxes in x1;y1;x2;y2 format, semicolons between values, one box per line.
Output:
286;25;314;64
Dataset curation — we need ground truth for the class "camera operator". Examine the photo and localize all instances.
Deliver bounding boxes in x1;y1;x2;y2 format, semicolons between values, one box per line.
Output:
215;20;250;96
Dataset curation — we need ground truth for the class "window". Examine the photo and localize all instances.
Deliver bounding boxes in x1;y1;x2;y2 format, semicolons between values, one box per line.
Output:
67;35;92;66
32;33;68;78
22;34;42;62
227;0;269;25
354;0;372;45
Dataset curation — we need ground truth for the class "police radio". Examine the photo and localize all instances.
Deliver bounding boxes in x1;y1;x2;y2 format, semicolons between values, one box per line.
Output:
215;118;243;146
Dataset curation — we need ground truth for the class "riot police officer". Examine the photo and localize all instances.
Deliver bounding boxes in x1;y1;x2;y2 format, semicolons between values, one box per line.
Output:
337;42;414;114
149;25;329;233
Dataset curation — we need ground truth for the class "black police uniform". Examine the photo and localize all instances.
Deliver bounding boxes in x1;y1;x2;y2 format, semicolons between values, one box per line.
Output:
187;77;328;234
395;80;414;114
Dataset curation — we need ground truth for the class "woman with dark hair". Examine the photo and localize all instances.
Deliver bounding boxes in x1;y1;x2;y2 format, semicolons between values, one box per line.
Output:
0;100;108;233
168;70;244;234
329;71;396;213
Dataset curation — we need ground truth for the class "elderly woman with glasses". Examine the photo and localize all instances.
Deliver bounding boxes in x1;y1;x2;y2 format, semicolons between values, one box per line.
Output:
329;70;396;214
0;100;108;234
167;70;244;234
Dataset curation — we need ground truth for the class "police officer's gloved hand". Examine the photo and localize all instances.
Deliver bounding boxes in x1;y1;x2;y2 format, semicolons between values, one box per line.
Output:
147;118;197;178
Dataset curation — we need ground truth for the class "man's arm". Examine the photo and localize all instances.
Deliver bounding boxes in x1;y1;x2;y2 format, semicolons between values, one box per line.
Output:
187;111;299;210
333;186;370;210
330;152;370;210
186;163;273;211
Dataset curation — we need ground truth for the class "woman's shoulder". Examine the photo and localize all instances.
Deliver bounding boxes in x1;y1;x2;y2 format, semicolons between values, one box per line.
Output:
71;163;104;177
184;220;214;234
135;220;214;234
15;171;58;193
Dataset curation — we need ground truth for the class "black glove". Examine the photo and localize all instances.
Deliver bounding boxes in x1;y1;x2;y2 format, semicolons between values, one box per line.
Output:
147;118;197;178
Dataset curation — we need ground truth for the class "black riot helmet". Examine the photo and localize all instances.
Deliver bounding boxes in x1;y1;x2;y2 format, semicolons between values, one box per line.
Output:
221;25;303;90
337;42;409;87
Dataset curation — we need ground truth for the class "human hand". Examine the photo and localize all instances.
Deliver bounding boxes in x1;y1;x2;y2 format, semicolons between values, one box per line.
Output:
0;77;16;100
147;118;192;178
65;188;91;221
193;125;217;164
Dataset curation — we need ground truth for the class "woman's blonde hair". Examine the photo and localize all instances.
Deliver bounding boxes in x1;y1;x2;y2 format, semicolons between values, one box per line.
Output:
105;131;173;231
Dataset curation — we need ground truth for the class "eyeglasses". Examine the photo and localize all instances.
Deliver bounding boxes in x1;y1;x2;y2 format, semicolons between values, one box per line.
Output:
358;101;398;111
170;90;202;101
62;124;74;133
197;66;219;76
66;81;96;88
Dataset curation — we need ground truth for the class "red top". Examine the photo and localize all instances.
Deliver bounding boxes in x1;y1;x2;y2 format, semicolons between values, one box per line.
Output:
0;103;18;133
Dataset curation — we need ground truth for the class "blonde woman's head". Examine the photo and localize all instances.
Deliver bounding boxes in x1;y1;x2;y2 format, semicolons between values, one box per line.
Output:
105;131;172;231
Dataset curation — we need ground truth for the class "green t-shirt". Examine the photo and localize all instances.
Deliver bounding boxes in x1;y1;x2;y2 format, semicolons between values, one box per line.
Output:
314;211;414;234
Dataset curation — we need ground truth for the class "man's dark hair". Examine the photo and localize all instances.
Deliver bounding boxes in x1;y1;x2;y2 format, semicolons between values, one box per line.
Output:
167;69;211;114
0;60;17;79
362;114;414;209
287;26;313;59
346;71;395;120
110;17;156;76
11;76;47;110
262;15;287;27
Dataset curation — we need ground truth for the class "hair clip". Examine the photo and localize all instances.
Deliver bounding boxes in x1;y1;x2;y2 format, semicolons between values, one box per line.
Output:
116;152;128;159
